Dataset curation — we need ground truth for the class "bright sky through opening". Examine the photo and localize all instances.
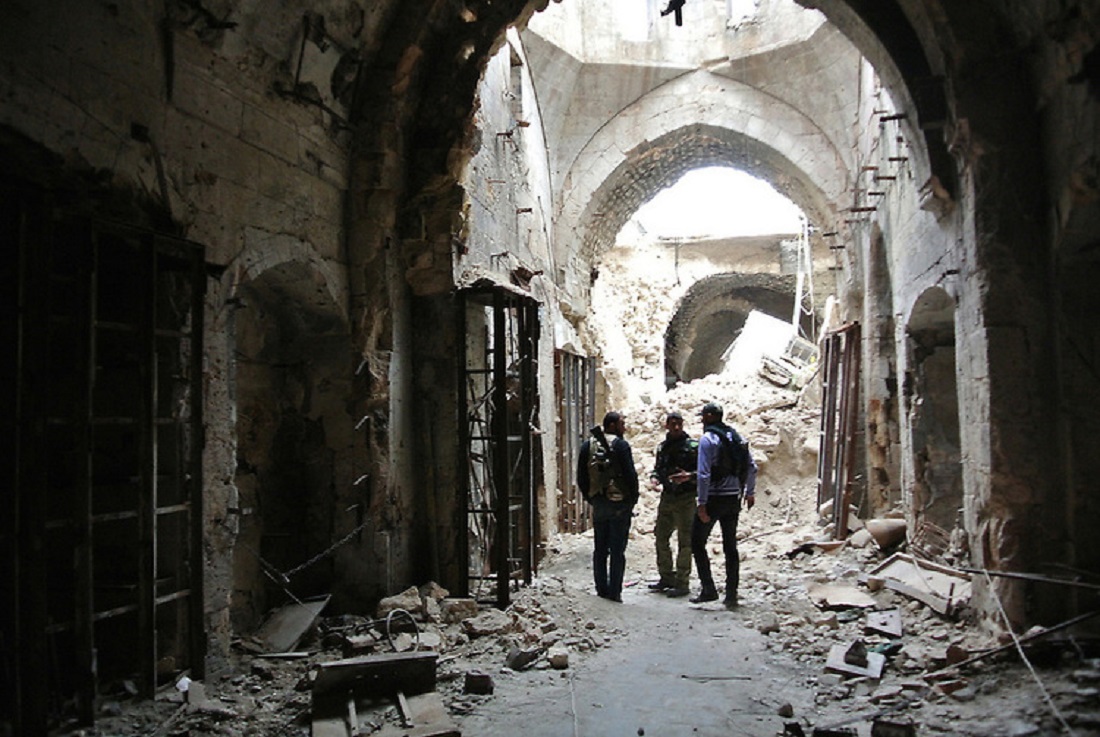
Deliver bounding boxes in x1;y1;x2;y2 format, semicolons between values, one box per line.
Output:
632;167;803;239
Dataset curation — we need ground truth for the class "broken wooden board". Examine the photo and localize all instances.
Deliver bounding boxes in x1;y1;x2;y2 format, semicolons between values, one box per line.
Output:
312;689;459;737
869;553;971;615
312;653;442;737
254;595;330;653
865;609;903;638
313;651;438;702
825;643;885;679
375;692;461;737
808;583;876;610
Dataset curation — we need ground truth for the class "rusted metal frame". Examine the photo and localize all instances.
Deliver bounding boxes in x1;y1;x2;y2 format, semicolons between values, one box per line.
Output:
134;232;158;698
839;323;862;540
460;289;505;603
558;352;594;534
817;324;862;540
817;333;840;511
831;330;852;537
491;290;510;608
521;300;539;579
582;357;595;530
553;351;567;531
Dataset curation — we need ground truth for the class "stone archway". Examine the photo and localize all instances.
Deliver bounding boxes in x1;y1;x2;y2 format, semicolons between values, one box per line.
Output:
228;256;356;632
905;286;961;535
554;72;849;282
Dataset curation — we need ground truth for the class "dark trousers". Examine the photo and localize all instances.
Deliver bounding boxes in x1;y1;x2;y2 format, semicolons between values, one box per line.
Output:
592;502;633;600
691;494;742;598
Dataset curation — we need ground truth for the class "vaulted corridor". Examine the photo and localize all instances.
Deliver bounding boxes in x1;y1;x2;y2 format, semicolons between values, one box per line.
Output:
3;0;1099;734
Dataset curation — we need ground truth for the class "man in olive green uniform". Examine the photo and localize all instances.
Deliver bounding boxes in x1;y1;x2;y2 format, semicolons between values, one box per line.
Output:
647;411;698;598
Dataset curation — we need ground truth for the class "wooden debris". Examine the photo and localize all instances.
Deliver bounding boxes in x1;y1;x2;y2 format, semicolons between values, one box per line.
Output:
312;652;448;737
865;609;903;638
255;595;331;652
376;692;461;737
869;553;971;615
808;583;876;610
825;642;885;679
313;652;438;702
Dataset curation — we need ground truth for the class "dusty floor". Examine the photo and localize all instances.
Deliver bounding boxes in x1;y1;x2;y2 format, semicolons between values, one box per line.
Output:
70;510;1100;737
64;373;1100;737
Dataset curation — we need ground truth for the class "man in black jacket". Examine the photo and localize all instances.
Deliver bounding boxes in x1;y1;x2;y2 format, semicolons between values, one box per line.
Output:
577;412;639;602
648;411;698;598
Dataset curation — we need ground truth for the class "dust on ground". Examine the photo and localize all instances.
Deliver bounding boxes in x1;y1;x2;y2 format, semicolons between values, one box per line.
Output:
72;371;1100;737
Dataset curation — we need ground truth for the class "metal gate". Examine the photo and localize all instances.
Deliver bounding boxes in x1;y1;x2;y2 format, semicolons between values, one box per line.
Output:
457;286;540;608
555;351;595;533
817;322;862;539
5;201;206;730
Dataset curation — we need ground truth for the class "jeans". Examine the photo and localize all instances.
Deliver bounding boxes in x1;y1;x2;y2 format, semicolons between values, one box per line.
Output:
691;494;742;598
592;500;633;600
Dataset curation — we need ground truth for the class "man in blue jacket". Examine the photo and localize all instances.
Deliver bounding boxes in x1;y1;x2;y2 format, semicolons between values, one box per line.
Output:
577;411;639;602
691;402;757;609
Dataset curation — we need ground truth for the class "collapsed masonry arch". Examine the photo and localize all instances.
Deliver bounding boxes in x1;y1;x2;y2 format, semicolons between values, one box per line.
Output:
665;273;814;385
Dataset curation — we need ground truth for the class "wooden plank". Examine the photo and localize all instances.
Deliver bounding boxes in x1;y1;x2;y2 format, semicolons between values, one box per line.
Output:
865;609;903;638
825;643;885;679
869;553;971;614
313;652;438;702
255;595;330;653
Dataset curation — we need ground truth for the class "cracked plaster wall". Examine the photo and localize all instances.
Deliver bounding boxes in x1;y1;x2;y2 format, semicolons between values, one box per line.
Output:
0;0;368;668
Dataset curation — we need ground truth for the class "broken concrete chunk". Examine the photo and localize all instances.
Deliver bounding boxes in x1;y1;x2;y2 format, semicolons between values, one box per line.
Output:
848;529;874;548
378;587;423;618
462;608;513;637
419;581;450;602
343;632;378;653
393;632;416;652
418;597;441;624
547;644;570;670
440;598;480;624
756;612;780;635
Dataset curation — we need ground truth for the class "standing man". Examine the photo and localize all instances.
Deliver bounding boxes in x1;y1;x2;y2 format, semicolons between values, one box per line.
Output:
577;412;639;603
648;411;698;598
691;402;757;609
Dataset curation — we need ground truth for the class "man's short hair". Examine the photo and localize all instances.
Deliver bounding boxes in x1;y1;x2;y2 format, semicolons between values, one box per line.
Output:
698;402;723;419
603;411;622;431
665;411;683;422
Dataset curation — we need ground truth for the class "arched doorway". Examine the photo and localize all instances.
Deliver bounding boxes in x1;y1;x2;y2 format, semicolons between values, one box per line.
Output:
905;287;961;535
230;259;353;632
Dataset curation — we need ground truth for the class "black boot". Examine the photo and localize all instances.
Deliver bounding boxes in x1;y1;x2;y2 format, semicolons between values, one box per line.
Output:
690;587;718;604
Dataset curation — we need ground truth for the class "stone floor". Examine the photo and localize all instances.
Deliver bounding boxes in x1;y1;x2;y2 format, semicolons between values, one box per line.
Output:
453;586;820;737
